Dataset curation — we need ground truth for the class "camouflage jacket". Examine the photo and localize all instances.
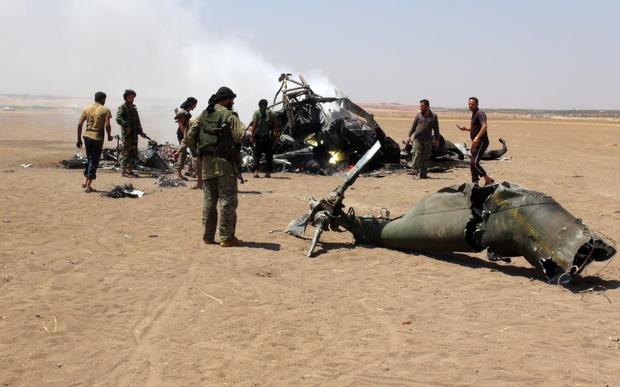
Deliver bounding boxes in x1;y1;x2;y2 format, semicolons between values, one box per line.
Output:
187;104;245;179
116;103;143;138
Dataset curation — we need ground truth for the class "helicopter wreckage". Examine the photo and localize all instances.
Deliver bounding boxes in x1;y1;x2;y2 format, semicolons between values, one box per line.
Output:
286;142;616;285
242;74;508;175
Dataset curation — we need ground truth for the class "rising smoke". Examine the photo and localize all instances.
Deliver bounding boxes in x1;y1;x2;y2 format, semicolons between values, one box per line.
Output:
0;0;336;142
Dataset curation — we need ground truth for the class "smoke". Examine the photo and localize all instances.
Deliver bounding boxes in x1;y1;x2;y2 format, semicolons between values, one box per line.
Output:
0;0;336;142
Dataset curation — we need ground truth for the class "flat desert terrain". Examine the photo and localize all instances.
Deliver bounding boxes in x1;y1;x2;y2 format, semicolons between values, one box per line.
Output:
1;108;619;386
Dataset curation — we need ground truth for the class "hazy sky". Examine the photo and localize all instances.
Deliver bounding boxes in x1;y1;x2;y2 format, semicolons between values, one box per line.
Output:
1;0;619;112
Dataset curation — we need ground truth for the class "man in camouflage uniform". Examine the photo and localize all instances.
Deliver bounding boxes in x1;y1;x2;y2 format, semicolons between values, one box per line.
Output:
116;89;147;177
187;87;245;247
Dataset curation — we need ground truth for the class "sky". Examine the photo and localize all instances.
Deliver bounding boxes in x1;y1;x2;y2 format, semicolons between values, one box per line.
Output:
1;0;619;115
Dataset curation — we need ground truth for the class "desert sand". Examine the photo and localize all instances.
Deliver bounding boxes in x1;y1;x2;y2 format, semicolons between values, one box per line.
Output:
1;108;619;386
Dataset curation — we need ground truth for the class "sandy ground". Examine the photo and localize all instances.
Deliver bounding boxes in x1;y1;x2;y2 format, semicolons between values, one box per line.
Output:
1;109;619;386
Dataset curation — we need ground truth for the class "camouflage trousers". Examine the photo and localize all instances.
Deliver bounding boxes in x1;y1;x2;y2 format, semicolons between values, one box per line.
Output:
121;135;138;169
175;137;189;170
202;174;238;243
411;139;432;176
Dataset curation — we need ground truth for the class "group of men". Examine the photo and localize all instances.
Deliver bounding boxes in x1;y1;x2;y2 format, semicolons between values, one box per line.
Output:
78;88;494;249
77;89;147;191
406;97;493;186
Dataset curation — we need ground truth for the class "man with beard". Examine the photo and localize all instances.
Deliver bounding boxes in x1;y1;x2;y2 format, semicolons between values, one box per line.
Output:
187;87;246;247
405;99;440;179
459;97;494;186
76;91;113;192
116;89;147;178
249;99;278;178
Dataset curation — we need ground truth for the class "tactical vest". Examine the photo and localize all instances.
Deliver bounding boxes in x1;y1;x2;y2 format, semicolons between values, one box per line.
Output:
196;109;233;156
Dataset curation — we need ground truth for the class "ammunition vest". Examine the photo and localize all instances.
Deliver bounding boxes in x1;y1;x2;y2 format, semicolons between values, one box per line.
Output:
196;109;233;156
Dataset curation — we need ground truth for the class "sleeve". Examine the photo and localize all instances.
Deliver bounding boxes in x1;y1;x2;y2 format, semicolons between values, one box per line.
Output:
252;110;259;122
116;105;126;127
105;107;112;119
228;113;246;143
478;111;487;124
79;108;87;121
186;115;201;156
408;116;419;137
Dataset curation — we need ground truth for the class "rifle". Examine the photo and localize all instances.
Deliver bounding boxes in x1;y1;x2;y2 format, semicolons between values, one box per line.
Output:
113;135;121;168
213;123;245;184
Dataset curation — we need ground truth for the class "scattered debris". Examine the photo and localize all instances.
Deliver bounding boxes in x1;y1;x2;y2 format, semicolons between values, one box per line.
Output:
61;139;178;175
3;170;14;173
287;142;616;285
156;175;186;188
124;234;133;239
102;184;144;199
149;234;159;238
21;164;32;168
2;219;11;223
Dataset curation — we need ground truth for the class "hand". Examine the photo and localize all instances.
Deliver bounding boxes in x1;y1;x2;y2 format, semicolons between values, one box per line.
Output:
472;138;479;146
406;136;411;143
458;126;467;131
76;140;82;148
108;135;113;142
140;133;147;138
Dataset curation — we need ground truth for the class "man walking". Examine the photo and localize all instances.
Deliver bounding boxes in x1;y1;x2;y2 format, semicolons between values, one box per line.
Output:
249;99;278;178
406;99;440;179
459;97;494;186
116;89;147;178
76;92;113;192
187;87;245;247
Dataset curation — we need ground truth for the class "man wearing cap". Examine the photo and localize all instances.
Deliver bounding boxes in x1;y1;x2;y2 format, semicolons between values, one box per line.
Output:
187;87;246;247
76;91;113;192
249;99;278;178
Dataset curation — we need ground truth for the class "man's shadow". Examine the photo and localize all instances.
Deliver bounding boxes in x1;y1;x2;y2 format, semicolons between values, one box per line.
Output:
242;241;281;251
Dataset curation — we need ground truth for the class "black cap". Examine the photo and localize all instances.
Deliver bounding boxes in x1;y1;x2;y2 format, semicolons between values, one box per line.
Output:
212;87;236;103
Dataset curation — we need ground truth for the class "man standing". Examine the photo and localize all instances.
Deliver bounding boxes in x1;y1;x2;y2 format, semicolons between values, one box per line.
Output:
249;99;278;178
173;97;198;182
406;99;440;179
77;92;113;192
459;97;494;186
116;89;147;178
187;87;245;247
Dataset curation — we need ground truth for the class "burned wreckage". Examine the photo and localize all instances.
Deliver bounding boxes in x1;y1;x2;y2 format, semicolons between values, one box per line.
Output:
243;74;507;174
287;143;616;285
61;136;177;175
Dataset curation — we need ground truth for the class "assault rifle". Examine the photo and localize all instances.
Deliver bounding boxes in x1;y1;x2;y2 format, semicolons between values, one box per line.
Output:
213;123;245;184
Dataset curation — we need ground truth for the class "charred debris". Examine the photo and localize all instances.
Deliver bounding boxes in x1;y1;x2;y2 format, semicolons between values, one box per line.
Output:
243;74;507;175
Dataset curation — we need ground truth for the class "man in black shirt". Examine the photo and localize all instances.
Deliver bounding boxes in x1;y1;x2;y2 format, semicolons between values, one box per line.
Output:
459;97;494;186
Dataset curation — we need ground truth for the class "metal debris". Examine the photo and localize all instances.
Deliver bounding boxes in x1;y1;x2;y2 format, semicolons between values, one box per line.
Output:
156;175;186;188
101;183;144;199
287;144;616;285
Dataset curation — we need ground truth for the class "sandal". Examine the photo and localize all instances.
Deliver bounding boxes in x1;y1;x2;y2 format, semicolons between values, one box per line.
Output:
85;187;96;193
